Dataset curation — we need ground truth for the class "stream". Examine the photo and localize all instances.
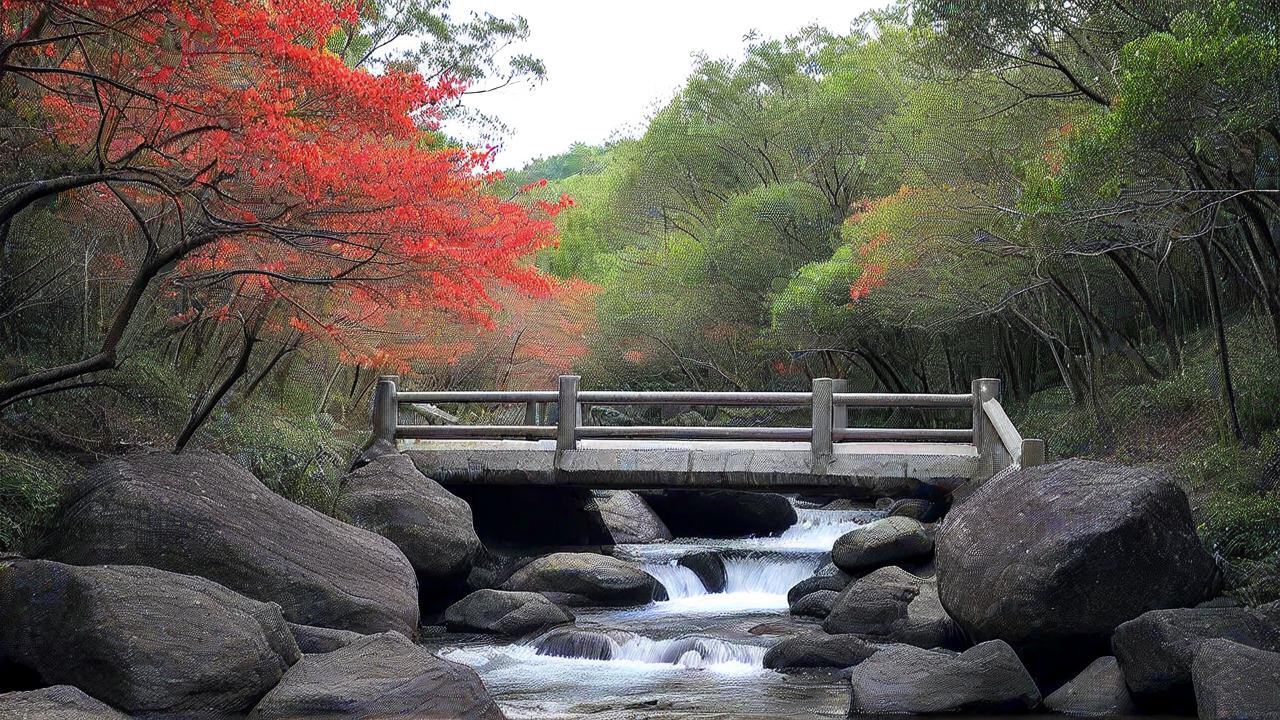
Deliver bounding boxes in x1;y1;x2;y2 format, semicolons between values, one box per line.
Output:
430;504;883;719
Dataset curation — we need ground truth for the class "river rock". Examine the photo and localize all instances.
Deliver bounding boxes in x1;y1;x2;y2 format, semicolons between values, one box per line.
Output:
847;640;1041;713
36;451;419;635
0;558;299;715
1112;604;1280;711
533;627;632;661
635;490;797;538
337;450;480;602
823;566;960;649
596;490;671;543
886;497;945;523
250;632;503;719
1192;638;1280;720
678;551;727;593
787;572;852;606
500;552;659;606
0;686;129;719
1043;656;1136;716
791;589;840;619
763;632;879;671
445;589;574;636
937;459;1220;673
831;516;933;573
287;622;364;654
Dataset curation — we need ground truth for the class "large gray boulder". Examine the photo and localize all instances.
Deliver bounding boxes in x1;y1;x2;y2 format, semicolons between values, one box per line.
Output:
678;551;726;593
831;516;933;573
250;632;504;719
787;570;852;606
338;451;480;596
36;452;419;635
444;589;573;636
596;490;671;543
762;632;878;671
635;490;797;538
500;552;659;607
0;559;299;715
847;640;1041;713
1192;638;1280;720
937;459;1220;669
287;623;364;654
1112;604;1280;711
0;686;129;719
791;589;839;619
1044;656;1137;716
823;566;960;649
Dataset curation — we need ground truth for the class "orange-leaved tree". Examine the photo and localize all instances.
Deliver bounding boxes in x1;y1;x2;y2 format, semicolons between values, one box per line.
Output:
0;0;564;438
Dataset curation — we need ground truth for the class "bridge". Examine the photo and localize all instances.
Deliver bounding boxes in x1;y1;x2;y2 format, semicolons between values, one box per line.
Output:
373;375;1044;494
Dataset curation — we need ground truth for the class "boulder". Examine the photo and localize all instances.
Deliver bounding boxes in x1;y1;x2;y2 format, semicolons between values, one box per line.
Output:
596;490;671;543
0;686;129;720
1192;638;1280;720
847;640;1041;714
791;589;839;619
635;490;797;538
678;551;726;593
763;632;878;671
500;552;659;607
1043;656;1137;716
886;497;945;523
787;570;852;606
337;451;480;603
1112;604;1280;711
36;451;418;635
532;627;631;661
0;559;299;715
937;459;1220;673
444;589;573;636
287;623;364;654
831;516;932;573
250;632;504;719
823;566;960;649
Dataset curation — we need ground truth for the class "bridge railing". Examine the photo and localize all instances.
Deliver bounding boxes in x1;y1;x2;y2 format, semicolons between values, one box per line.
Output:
371;375;1044;476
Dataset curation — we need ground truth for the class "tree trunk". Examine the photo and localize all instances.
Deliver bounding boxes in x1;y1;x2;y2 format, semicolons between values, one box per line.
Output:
1196;239;1245;443
174;321;261;451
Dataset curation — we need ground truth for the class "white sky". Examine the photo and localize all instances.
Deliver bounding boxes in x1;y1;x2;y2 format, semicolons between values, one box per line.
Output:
442;0;887;170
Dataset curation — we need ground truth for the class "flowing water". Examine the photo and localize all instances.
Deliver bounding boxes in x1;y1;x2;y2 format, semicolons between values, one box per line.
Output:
431;504;882;719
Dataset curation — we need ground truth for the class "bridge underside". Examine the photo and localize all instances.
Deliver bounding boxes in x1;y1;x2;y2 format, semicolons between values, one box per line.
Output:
404;439;978;496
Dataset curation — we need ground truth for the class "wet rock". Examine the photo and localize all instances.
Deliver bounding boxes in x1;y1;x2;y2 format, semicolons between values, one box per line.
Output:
787;572;851;606
885;497;945;523
847;640;1041;714
500;552;660;607
532;627;631;661
0;558;299;715
444;589;573;637
596;490;671;543
791;589;839;619
287;622;364;654
636;490;797;538
1112;604;1280;712
0;686;129;719
937;459;1221;676
831;516;933;573
36;451;418;635
337;451;480;606
1192;638;1280;720
678;551;726;593
1044;656;1136;716
763;632;878;671
823;566;960;649
250;632;504;719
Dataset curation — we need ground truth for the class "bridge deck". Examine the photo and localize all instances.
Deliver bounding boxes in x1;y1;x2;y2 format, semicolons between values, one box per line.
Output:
404;439;978;495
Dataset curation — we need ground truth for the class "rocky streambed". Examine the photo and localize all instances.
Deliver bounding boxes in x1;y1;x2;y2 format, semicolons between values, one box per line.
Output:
0;447;1278;719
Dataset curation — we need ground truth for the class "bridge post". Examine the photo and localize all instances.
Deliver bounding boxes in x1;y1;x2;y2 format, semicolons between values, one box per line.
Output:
371;375;399;444
812;377;834;472
971;378;1002;479
557;375;581;450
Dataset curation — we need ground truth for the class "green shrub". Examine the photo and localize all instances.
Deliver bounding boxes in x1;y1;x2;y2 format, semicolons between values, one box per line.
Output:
0;450;74;553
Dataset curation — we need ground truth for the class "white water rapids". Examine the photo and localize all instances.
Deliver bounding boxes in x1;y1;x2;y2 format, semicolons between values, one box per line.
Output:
434;501;883;719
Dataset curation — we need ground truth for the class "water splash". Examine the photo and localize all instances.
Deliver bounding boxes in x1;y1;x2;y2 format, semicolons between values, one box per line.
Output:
641;561;708;599
776;508;885;548
517;628;766;670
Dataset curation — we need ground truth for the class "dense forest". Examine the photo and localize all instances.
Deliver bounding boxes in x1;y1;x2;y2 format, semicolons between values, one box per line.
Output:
2;0;1279;600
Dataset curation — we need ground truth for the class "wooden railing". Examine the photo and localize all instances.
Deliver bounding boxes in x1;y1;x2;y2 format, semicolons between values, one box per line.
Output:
371;375;1044;477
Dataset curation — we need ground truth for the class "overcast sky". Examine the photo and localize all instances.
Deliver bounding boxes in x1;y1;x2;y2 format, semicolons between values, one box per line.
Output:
442;0;887;170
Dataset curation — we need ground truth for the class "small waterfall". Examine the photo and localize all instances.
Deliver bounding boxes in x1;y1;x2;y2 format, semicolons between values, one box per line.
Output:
721;555;819;596
776;508;884;548
528;628;765;669
641;561;708;599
